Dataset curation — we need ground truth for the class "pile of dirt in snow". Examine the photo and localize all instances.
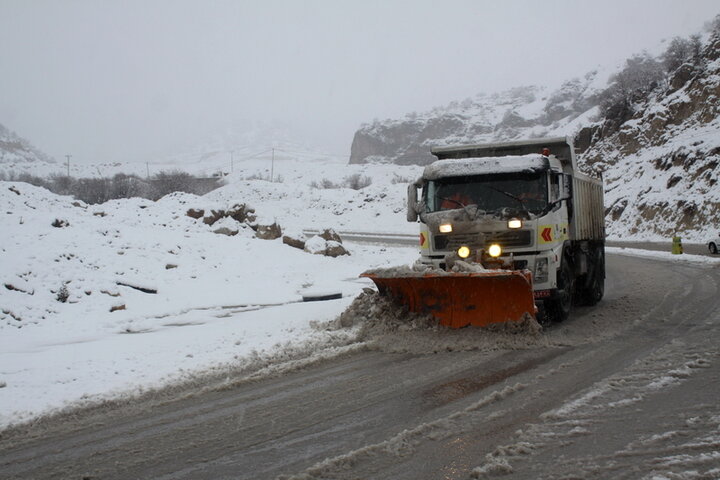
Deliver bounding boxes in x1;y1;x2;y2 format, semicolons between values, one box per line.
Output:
328;290;546;354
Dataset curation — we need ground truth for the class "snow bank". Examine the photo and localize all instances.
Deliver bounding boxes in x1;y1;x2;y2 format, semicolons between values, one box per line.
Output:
0;180;419;428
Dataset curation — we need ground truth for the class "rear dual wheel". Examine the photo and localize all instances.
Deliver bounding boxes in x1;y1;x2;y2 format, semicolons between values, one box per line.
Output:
544;260;572;323
578;247;605;306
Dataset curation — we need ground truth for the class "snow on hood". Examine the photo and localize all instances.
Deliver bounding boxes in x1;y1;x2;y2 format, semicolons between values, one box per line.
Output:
423;154;549;180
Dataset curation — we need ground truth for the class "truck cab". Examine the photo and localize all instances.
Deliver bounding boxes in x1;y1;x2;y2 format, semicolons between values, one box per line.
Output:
407;137;605;322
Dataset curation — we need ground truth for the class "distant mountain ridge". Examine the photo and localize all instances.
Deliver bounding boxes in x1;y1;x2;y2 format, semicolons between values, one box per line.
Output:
0;123;55;171
349;70;609;166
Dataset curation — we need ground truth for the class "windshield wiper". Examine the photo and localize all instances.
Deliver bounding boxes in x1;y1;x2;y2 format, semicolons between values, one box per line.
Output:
434;194;482;219
479;185;532;218
434;194;465;209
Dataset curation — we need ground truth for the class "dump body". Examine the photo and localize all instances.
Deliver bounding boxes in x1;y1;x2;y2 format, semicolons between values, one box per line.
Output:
372;136;605;327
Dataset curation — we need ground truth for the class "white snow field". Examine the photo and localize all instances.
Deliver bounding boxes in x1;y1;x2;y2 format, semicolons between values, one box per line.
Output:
0;156;423;428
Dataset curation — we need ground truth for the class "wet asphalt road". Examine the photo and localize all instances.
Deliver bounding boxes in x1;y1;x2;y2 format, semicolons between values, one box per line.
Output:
1;252;719;479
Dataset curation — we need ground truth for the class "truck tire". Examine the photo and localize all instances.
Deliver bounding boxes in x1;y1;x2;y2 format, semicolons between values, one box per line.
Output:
578;247;605;306
546;260;573;323
710;243;718;255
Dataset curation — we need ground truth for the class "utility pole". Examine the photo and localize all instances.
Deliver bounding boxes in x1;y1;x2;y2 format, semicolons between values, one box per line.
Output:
230;151;234;173
270;148;275;182
65;155;72;177
146;162;150;179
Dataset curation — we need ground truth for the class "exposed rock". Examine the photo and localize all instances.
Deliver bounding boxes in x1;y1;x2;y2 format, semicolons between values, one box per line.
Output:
325;241;350;257
282;234;306;250
668;63;696;92
202;210;225;226
227;203;256;223
51;219;69;228
193;204;255;227
110;304;126;313
255;223;282;240
304;236;350;257
186;208;205;219
213;227;238;236
165;264;178;269
318;228;343;243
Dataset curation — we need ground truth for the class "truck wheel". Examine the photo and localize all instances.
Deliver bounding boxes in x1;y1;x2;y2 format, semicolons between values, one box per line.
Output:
546;261;572;323
710;243;718;255
579;248;605;306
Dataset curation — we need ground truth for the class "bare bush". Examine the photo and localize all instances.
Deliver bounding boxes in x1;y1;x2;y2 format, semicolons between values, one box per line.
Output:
662;35;703;73
599;52;664;133
75;178;110;204
110;173;150;199
48;174;76;196
56;284;69;303
391;174;414;184
310;178;341;189
2;169;218;204
343;173;372;190
149;170;196;199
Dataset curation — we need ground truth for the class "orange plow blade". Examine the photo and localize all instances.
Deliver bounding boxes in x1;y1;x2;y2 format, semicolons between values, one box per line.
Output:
361;270;536;328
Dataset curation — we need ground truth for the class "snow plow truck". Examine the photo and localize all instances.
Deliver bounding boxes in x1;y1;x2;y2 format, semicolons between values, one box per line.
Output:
362;137;605;327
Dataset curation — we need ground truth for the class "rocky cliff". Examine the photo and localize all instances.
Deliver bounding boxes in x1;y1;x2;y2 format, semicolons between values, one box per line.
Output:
349;73;607;166
579;30;720;240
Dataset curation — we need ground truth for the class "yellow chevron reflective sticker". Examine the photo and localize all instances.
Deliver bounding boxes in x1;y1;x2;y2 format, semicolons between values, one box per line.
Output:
420;231;429;249
539;225;554;244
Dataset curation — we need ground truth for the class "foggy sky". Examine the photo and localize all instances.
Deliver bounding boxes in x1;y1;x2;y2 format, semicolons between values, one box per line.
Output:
1;0;718;164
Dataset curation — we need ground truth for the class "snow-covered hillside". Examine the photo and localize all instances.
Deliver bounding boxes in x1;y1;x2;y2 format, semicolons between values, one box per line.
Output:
580;32;720;240
0;157;423;428
349;71;609;166
0;123;56;173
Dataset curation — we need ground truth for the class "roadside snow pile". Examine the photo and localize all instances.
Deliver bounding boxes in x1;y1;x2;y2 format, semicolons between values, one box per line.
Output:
330;288;439;333
607;246;720;265
328;289;544;354
0;181;419;428
205;157;422;235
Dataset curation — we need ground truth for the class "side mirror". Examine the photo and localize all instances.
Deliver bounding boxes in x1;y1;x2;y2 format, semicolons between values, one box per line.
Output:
407;184;419;222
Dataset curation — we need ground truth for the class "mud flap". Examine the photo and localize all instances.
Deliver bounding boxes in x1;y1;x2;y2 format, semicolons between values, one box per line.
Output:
361;270;536;329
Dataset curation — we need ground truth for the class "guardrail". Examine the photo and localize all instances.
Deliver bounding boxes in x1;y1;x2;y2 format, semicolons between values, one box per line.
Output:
303;230;417;245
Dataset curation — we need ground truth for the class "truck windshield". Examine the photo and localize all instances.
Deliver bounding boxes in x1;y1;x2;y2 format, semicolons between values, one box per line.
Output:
426;172;548;215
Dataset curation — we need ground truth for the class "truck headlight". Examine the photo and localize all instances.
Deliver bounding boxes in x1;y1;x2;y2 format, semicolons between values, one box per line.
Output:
488;244;502;258
507;218;522;229
439;223;453;233
457;246;471;259
534;258;548;283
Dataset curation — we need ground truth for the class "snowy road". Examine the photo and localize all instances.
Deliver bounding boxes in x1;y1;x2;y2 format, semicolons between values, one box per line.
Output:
1;253;719;479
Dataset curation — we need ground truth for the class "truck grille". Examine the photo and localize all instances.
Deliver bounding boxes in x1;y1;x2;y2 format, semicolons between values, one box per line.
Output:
434;230;532;251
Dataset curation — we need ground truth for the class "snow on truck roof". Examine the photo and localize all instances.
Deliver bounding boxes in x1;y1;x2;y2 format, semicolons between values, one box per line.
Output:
423;154;550;180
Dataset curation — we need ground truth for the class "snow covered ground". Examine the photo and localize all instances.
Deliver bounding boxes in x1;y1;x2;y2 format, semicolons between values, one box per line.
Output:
0;156;422;428
1;154;718;430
